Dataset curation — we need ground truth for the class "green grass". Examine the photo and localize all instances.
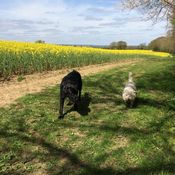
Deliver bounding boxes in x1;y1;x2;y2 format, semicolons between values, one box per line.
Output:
0;57;175;175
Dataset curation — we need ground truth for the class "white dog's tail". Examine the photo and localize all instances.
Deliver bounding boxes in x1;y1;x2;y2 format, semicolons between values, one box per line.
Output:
128;72;133;83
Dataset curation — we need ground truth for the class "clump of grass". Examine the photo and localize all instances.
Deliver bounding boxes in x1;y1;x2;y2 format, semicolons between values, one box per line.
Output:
17;75;25;82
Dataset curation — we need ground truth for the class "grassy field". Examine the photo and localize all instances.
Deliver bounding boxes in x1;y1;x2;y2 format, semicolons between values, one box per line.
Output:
0;40;171;79
0;57;175;175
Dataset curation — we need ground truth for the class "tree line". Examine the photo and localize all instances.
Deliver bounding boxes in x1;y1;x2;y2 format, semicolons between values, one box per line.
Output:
108;35;174;52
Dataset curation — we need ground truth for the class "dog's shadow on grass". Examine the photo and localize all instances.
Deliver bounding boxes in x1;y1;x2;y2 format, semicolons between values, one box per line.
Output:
77;92;91;116
128;97;160;109
64;92;91;117
135;97;175;111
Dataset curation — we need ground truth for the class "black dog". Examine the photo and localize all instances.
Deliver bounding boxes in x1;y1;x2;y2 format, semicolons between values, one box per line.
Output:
59;70;82;119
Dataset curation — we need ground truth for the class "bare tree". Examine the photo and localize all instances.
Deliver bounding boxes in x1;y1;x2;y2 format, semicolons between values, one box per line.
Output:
122;0;175;53
122;0;175;22
169;9;175;53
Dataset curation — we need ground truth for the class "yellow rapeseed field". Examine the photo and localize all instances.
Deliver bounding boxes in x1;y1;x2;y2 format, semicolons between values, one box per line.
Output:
0;40;171;79
0;40;170;57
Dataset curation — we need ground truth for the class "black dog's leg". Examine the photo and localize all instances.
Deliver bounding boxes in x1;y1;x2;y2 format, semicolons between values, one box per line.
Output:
59;95;65;119
59;84;65;119
73;92;78;110
78;82;82;101
74;85;82;110
73;103;78;110
78;89;81;101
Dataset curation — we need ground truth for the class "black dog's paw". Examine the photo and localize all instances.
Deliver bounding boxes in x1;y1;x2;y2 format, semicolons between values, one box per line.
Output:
59;115;64;119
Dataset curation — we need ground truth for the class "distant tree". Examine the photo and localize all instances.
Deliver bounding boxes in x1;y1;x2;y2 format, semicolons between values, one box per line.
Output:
35;40;45;44
148;11;175;53
109;41;127;49
138;43;147;50
148;36;173;52
109;42;118;49
149;37;163;51
117;41;127;49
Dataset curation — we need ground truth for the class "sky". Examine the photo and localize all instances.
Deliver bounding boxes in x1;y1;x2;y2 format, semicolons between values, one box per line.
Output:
0;0;168;45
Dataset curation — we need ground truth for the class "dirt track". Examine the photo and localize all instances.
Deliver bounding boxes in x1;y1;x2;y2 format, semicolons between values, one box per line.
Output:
0;60;139;107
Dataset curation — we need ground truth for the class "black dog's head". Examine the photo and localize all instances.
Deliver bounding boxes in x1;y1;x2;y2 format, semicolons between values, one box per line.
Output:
64;85;79;103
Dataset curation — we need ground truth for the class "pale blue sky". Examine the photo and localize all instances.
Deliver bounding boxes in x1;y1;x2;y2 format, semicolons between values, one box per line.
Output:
0;0;167;45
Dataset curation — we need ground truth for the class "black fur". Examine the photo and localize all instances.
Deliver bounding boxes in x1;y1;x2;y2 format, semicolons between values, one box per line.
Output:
59;70;82;119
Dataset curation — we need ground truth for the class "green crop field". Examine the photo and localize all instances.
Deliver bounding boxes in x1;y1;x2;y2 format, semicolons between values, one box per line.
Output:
0;40;171;80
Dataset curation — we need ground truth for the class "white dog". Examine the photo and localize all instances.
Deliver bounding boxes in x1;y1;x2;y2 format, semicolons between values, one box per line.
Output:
122;72;137;108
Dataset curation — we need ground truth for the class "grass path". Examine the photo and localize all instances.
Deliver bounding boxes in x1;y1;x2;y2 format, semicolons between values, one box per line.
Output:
0;59;139;107
0;57;175;175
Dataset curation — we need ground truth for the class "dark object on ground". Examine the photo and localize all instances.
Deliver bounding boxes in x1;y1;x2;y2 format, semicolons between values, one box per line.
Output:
59;70;82;119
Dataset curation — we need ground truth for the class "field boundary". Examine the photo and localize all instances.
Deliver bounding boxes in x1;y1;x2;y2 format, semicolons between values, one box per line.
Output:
0;59;140;107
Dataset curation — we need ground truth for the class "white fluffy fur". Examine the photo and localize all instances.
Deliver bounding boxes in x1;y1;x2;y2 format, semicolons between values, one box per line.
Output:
122;72;137;107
